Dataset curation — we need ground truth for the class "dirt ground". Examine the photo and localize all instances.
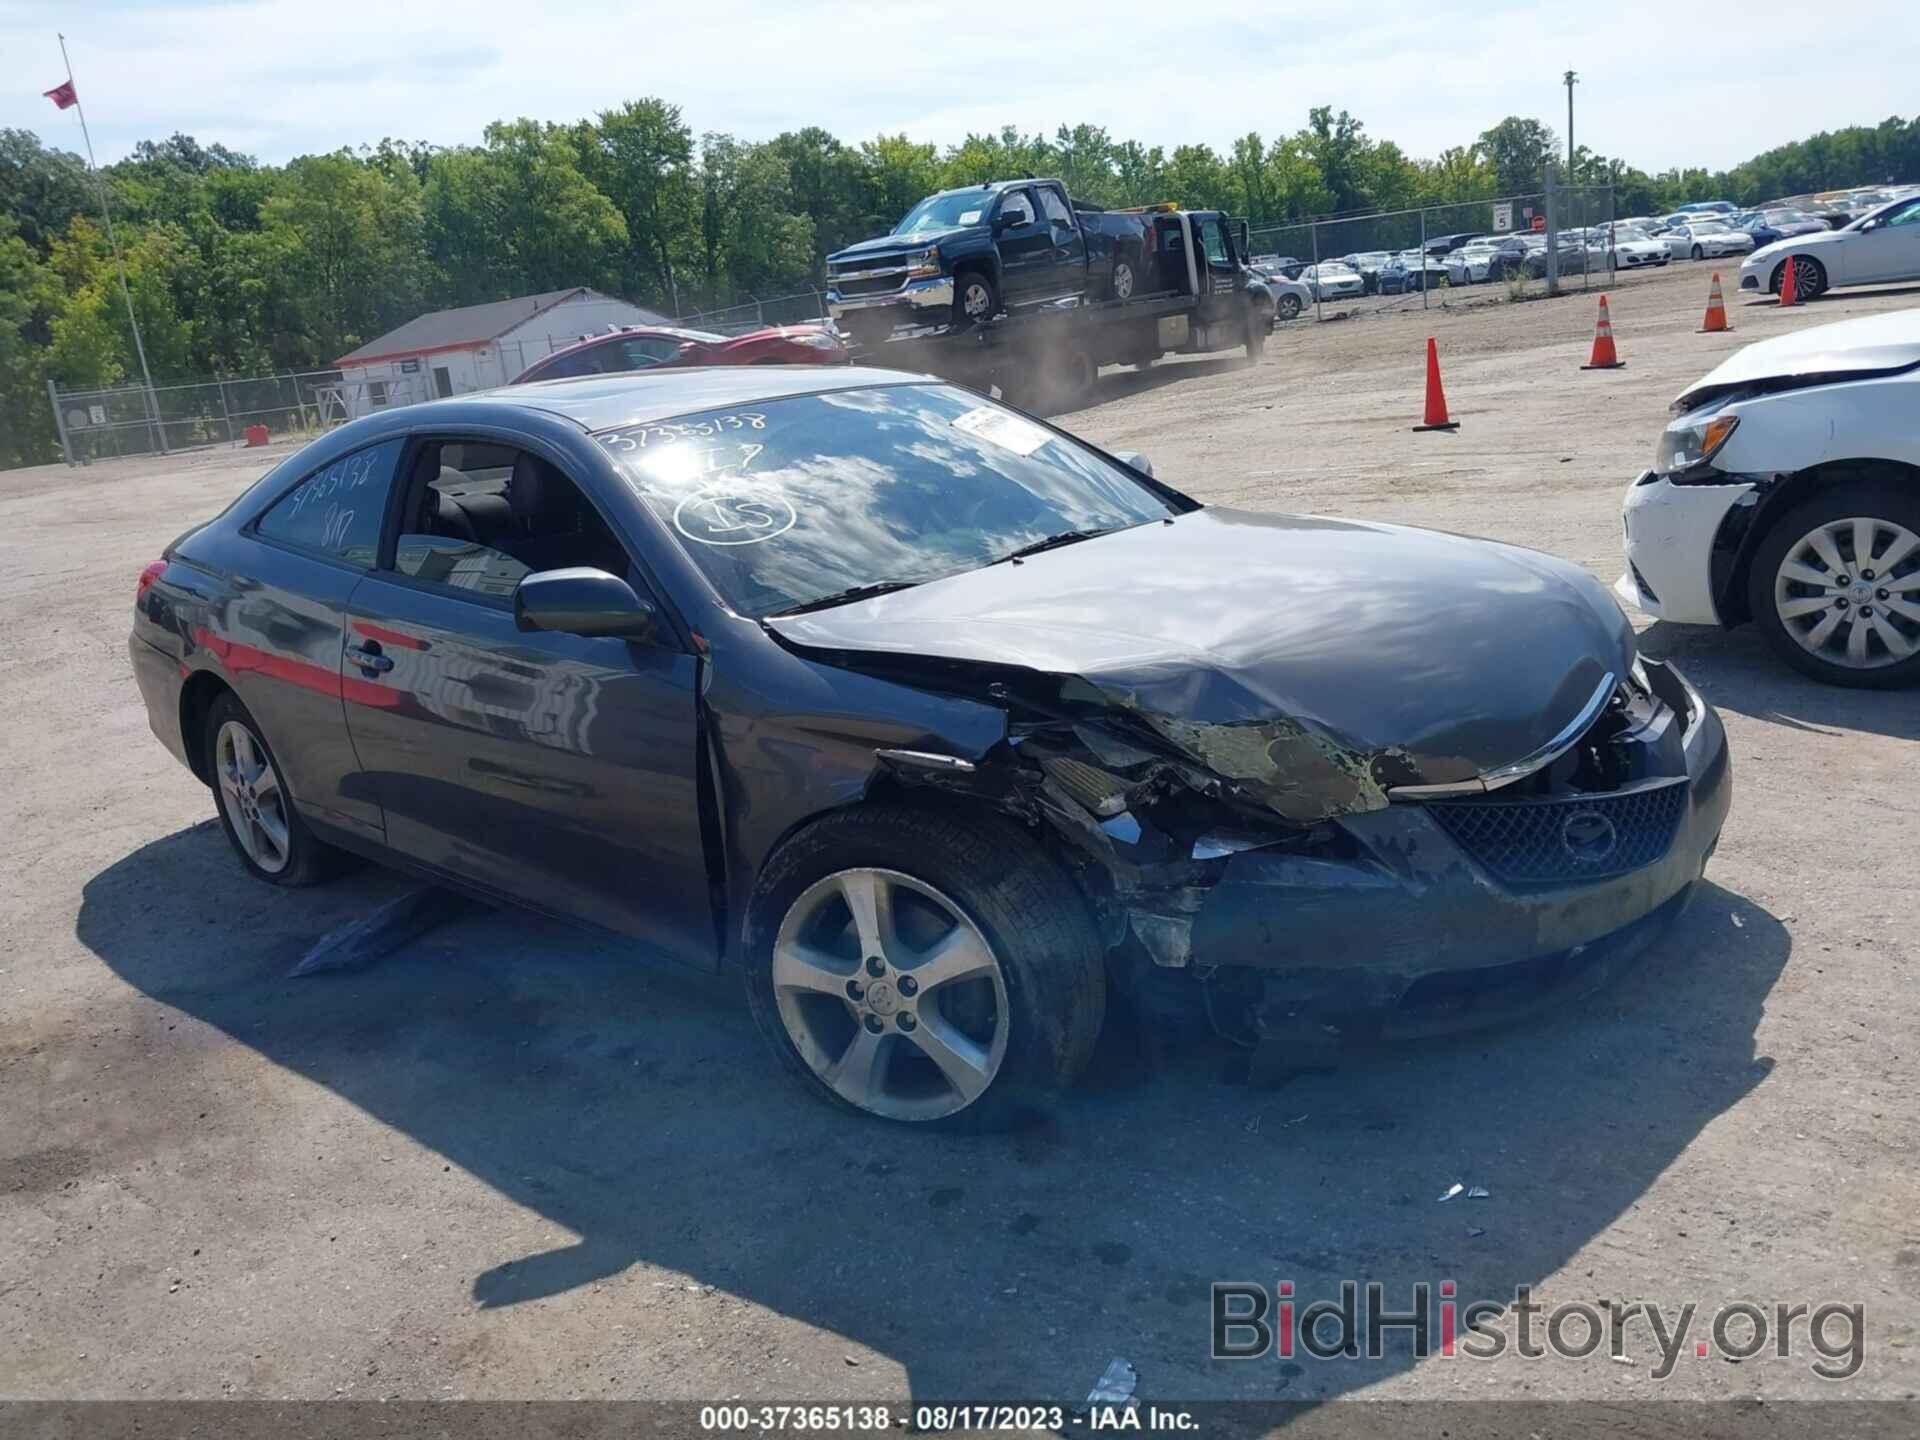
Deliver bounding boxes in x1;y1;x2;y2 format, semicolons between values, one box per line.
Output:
3;260;1917;1414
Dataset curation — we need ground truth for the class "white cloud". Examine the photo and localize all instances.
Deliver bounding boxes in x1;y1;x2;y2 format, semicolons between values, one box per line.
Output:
4;0;1915;176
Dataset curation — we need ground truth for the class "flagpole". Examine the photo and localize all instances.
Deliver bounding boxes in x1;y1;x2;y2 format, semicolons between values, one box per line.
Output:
58;32;166;455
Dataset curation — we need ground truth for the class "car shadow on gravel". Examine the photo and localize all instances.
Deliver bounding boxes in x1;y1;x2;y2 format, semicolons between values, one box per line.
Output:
78;821;1786;1403
1636;620;1920;743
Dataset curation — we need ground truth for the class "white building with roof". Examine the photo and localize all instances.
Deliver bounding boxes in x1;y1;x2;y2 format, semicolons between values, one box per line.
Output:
329;288;672;419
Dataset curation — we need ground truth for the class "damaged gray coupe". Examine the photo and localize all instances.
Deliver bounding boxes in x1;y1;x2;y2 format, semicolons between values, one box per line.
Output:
130;366;1731;1126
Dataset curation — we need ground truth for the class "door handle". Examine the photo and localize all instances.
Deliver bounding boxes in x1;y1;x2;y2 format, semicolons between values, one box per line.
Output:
345;639;395;674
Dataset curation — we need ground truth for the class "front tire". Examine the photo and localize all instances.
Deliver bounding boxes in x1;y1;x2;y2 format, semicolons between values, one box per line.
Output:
1748;483;1920;688
1244;312;1267;360
1772;255;1827;300
954;270;999;328
1692;245;1704;261
1110;256;1138;302
1278;294;1303;320
204;693;344;885
743;805;1106;1128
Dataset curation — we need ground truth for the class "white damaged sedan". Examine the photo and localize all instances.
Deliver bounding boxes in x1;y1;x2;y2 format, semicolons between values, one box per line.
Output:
1618;309;1920;686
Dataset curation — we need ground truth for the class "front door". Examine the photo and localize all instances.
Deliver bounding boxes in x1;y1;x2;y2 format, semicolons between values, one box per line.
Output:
992;187;1051;301
1034;184;1088;299
1843;197;1920;284
340;437;715;967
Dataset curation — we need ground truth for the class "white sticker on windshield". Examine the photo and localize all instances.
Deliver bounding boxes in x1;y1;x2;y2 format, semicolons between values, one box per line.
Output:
951;406;1051;457
958;210;982;225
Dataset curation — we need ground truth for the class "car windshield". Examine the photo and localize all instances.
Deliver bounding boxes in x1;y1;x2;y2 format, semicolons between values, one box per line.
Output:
893;191;992;235
596;384;1183;618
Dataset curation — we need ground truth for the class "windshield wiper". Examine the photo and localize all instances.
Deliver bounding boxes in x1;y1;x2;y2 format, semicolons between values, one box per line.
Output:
992;528;1113;565
769;580;922;618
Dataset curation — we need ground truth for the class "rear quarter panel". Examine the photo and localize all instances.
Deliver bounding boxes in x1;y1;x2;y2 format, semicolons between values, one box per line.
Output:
167;525;386;844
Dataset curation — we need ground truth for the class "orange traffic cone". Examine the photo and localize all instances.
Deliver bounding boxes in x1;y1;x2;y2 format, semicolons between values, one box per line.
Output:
1699;273;1732;333
1582;295;1626;370
1412;338;1458;431
1777;255;1801;307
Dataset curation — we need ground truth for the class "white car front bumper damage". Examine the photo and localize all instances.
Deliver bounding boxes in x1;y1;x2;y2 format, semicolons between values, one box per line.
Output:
1617;470;1758;625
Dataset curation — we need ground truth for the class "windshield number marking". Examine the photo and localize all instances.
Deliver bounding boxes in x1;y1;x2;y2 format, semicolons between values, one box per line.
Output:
673;488;797;547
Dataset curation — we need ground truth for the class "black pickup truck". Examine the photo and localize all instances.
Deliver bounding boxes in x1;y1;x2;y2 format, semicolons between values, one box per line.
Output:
825;179;1152;343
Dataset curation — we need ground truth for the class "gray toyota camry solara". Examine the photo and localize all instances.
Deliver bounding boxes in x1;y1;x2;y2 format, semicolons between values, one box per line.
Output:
131;366;1731;1126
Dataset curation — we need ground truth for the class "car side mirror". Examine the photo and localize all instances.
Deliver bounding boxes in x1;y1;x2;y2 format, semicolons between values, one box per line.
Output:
514;567;656;640
993;212;1021;232
1113;450;1155;478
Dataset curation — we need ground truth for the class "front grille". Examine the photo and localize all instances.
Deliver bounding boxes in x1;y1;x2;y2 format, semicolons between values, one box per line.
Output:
1427;780;1687;886
833;271;907;297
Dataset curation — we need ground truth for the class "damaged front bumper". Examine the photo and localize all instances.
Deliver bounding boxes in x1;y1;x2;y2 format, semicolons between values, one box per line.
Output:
1127;662;1730;1030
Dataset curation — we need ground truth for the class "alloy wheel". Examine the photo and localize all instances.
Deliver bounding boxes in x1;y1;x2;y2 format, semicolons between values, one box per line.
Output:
216;719;291;873
962;281;993;321
1773;516;1920;670
771;868;1010;1121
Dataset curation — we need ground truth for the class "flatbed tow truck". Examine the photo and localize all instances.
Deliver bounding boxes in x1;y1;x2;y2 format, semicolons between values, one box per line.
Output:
833;207;1273;409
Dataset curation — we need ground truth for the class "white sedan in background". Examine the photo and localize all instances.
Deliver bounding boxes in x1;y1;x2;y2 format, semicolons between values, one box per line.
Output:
1617;309;1920;687
1663;221;1756;261
1298;263;1364;301
1739;192;1920;300
1444;242;1501;284
1593;225;1671;268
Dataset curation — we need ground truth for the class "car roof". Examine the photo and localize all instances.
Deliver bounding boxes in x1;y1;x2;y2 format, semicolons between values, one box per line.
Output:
421;365;931;433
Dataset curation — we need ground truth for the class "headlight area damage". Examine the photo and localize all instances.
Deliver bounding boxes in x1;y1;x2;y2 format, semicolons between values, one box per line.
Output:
809;643;1730;1060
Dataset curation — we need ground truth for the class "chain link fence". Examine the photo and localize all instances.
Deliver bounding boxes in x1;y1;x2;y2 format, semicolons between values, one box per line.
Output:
1247;183;1618;323
673;290;829;333
46;369;380;466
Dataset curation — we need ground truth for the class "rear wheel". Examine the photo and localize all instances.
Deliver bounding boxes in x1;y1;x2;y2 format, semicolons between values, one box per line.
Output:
1691;245;1704;261
1278;293;1303;320
1748;484;1920;687
204;693;346;885
744;806;1106;1129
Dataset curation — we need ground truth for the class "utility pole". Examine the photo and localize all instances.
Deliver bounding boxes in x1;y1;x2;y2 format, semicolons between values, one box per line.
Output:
57;33;166;455
1564;70;1579;184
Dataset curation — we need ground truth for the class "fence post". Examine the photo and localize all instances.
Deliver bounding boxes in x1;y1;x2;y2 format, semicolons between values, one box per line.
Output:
1420;208;1428;310
47;379;76;467
218;378;235;444
1310;217;1322;322
1544;167;1560;296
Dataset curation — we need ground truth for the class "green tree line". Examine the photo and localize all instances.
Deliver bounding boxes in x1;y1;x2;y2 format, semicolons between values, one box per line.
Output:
4;104;1917;469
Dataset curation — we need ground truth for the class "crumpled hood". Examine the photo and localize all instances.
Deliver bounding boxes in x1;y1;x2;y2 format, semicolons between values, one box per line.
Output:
1678;307;1920;404
829;227;974;262
768;509;1636;820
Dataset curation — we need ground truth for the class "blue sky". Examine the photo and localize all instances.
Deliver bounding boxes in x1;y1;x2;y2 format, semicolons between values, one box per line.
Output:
4;0;1916;175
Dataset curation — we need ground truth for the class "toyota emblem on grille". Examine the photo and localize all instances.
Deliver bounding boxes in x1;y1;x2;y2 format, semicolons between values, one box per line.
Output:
1561;809;1618;865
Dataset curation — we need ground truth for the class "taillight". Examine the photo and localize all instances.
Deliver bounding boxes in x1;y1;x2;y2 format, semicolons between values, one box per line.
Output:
137;560;166;603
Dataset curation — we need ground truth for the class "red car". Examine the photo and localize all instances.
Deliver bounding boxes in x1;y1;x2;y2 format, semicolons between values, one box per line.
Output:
510;324;849;383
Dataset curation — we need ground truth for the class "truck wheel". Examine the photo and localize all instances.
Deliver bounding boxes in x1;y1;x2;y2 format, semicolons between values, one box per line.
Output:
1110;257;1138;301
955;271;999;328
742;805;1106;1129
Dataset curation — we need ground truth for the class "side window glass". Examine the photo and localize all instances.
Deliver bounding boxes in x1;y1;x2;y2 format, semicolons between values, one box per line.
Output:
255;439;402;565
1199;221;1229;265
1038;187;1074;228
393;442;634;603
998;191;1034;227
